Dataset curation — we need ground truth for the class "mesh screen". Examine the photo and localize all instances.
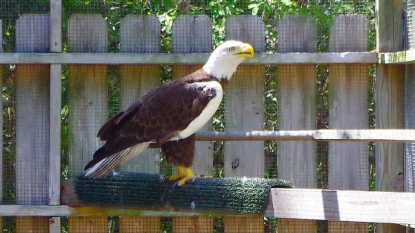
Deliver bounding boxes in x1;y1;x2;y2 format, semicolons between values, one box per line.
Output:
0;0;394;233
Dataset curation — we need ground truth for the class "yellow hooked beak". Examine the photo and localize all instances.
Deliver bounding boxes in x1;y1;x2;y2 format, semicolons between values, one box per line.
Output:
236;43;254;58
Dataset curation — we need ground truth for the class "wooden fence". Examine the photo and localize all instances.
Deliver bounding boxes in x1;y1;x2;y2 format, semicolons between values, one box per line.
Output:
1;0;415;232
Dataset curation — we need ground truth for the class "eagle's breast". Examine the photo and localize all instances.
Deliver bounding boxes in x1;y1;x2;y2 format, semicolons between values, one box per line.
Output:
176;80;223;139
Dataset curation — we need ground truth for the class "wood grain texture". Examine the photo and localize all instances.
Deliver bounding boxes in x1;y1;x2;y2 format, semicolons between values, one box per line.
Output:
328;15;369;232
15;14;50;233
277;15;317;233
171;15;214;232
173;217;214;233
195;129;415;142
405;65;415;192
68;216;108;233
267;188;415;225
67;14;108;232
118;14;161;233
376;1;405;232
49;0;62;211
119;216;160;233
0;52;378;65
50;0;61;52
224;15;265;233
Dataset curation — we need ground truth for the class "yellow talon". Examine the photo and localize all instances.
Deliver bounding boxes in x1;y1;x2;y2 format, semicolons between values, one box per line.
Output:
169;166;187;181
169;166;196;186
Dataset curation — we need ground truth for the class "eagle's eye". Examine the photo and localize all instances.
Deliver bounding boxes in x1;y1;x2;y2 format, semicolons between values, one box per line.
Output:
228;47;235;52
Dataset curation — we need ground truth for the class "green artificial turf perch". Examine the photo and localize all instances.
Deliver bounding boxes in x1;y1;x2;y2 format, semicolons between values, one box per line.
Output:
75;172;293;214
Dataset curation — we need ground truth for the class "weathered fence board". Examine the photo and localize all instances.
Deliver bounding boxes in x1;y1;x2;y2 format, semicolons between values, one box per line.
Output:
118;14;161;233
267;188;415;225
376;0;406;232
171;15;214;233
15;14;50;233
67;14;109;232
224;15;265;233
328;14;369;232
405;64;415;192
277;15;318;233
49;2;63;232
0;52;378;65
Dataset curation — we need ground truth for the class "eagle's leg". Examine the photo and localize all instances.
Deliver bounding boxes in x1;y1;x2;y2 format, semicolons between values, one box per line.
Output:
169;166;187;181
169;166;213;186
169;166;196;186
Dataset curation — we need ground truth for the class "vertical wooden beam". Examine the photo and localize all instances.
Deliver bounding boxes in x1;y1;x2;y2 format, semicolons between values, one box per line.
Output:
376;0;405;232
405;64;415;192
171;15;214;233
224;15;265;233
118;15;161;233
67;14;108;233
49;1;62;232
277;15;317;233
15;14;50;233
328;14;369;232
404;2;415;193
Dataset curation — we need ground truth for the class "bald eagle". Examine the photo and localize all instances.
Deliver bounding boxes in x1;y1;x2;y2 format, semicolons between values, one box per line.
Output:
84;40;254;185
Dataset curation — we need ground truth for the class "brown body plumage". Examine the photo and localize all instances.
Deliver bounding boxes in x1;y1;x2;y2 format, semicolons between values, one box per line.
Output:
84;40;254;185
84;70;216;172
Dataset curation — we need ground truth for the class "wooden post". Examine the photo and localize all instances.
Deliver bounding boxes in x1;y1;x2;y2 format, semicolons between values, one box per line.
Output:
328;15;369;232
49;0;62;232
404;0;415;193
118;14;161;233
171;15;214;233
376;0;405;232
15;14;50;233
67;14;108;233
277;15;317;233
224;15;265;233
405;64;415;192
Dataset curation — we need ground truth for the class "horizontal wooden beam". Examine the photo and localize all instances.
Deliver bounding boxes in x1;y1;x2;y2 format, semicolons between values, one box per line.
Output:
379;49;415;64
0;52;377;64
195;129;415;142
2;188;415;226
266;188;415;225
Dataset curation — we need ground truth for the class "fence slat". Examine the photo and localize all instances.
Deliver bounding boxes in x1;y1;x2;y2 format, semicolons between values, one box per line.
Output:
118;14;161;233
171;15;214;233
224;15;265;233
405;64;415;192
277;15;317;233
15;14;50;233
376;7;405;233
376;2;405;233
328;15;369;232
67;14;108;233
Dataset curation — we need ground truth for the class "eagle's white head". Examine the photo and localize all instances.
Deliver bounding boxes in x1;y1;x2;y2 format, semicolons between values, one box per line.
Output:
203;40;254;81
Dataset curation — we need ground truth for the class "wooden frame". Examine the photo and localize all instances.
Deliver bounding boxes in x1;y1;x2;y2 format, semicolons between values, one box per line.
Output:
1;188;415;227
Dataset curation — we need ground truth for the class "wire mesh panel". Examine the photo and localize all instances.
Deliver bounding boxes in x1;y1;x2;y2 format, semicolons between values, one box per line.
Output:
15;13;50;233
277;15;318;233
224;15;265;233
118;14;161;233
67;14;109;232
404;0;415;195
328;14;369;232
171;15;215;232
